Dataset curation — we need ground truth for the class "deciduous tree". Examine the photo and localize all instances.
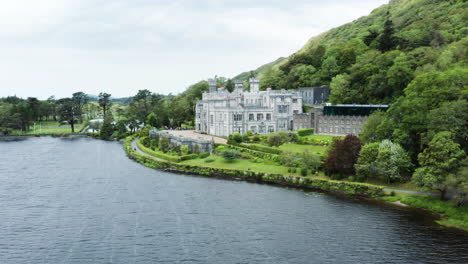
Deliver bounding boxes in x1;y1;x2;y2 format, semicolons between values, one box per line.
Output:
413;132;466;199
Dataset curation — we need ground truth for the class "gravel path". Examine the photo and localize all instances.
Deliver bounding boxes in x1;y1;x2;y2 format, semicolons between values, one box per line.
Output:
383;188;438;196
131;139;166;161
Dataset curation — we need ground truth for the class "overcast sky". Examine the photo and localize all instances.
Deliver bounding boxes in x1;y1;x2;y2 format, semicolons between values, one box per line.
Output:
0;0;388;99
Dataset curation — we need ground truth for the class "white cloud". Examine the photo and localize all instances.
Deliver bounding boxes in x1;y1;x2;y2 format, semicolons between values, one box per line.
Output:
0;0;388;99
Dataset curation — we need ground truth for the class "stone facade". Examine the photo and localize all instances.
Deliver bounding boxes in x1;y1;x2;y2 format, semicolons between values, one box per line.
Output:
297;104;390;136
195;78;303;137
149;130;214;153
293;113;314;131
298;86;330;105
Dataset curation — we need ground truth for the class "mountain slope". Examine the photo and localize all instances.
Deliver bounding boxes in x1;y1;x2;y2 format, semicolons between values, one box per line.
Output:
233;0;467;105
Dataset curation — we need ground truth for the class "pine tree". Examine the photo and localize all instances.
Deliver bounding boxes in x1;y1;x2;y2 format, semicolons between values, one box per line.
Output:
379;14;397;52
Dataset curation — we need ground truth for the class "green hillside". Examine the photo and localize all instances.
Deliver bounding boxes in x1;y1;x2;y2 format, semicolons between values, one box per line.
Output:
235;0;466;105
232;57;287;82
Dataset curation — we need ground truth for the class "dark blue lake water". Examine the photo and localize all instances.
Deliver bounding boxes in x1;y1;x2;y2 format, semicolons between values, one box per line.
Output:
0;137;467;263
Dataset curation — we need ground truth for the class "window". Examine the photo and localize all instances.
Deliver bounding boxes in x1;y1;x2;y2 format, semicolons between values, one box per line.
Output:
266;114;271;121
293;99;298;103
257;113;263;121
234;114;243;121
210;115;214;125
250;126;256;133
249;114;254;121
293;110;299;114
278;105;289;114
268;126;274;132
259;126;265;133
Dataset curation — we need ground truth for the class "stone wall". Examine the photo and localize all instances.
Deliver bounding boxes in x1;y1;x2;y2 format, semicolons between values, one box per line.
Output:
293;113;314;131
149;130;214;153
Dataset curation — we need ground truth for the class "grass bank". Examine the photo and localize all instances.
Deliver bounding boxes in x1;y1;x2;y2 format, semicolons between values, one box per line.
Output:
381;194;468;231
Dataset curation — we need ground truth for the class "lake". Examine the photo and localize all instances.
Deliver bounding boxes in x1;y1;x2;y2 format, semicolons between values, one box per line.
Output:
0;137;467;263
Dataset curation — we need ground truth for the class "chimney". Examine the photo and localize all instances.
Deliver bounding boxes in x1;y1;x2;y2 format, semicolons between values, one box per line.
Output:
234;80;244;91
208;79;217;93
249;78;260;93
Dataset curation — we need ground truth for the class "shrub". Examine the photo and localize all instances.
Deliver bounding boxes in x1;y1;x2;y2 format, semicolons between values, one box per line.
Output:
301;168;308;176
242;131;253;142
181;145;189;155
204;157;215;163
251;135;261;142
140;136;150;147
136;127;149;138
252;158;264;163
267;132;289;147
152;134;160;147
181;153;198;161
291;168;297;173
159;136;169;152
222;150;239;162
193;144;200;154
280;151;296;166
199;152;210;159
229;132;243;144
100;116;115;140
297;128;314;137
150;139;158;150
86;132;99;138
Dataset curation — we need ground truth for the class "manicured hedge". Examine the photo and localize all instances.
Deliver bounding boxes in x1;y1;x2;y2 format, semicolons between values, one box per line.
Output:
297;128;314;137
181;154;198;161
239;143;282;155
228;144;280;162
137;137;200;162
199;152;210;159
137;138;182;162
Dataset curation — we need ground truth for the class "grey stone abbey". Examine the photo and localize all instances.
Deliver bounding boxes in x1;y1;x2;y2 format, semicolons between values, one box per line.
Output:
195;79;303;137
195;79;389;137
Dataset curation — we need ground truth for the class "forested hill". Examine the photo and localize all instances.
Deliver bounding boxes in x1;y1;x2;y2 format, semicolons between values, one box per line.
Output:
234;0;466;104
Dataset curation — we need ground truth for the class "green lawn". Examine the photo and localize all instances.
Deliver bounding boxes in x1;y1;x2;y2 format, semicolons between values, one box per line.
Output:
12;121;84;135
301;134;338;141
278;143;328;155
183;155;291;175
182;154;329;179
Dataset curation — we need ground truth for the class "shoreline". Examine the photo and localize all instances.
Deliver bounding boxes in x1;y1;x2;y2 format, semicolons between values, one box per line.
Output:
122;136;468;232
0;134;89;141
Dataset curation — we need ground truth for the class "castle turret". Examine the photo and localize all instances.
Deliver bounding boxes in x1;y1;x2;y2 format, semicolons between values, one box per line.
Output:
234;80;243;92
249;78;260;93
208;79;217;93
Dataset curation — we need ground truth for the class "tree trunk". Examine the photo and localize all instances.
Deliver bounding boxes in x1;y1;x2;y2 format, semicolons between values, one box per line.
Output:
439;188;447;200
71;121;75;133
